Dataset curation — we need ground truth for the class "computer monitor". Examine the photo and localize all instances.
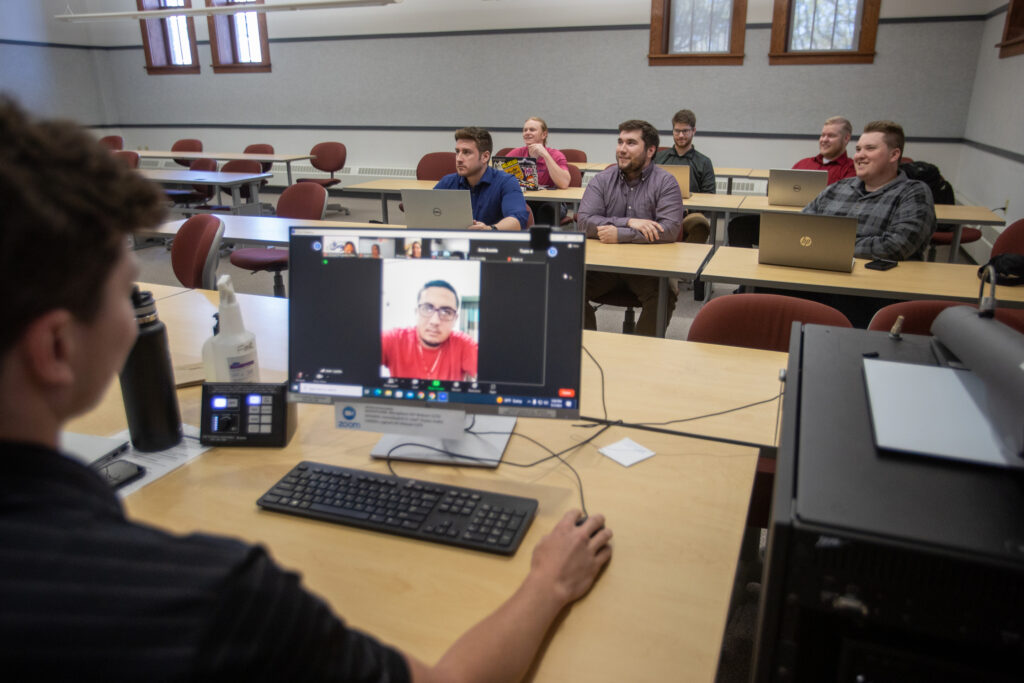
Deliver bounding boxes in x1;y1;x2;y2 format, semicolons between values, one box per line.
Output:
288;227;587;466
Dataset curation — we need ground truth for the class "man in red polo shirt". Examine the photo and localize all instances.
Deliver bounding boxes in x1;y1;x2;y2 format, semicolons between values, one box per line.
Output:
381;280;478;381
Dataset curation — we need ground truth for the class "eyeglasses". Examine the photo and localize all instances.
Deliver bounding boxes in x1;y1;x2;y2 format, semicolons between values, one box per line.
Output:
417;303;457;322
673;128;694;135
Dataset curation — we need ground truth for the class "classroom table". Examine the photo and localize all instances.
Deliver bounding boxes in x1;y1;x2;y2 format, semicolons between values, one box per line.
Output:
570;162;755;193
151;215;714;335
140;168;272;216
67;285;787;682
138;150;314;185
699;246;1024;308
736;195;1005;263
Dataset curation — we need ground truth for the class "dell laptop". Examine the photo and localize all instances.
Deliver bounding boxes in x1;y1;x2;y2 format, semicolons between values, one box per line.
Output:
401;189;474;229
767;168;828;207
758;212;858;273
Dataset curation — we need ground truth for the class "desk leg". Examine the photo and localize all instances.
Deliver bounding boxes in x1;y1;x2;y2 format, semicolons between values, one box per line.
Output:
230;186;243;215
286;161;294;186
380;195;390;223
947;224;964;263
656;277;667;338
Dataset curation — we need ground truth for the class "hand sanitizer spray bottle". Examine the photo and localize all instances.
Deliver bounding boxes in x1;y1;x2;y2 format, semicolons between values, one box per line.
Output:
202;274;259;382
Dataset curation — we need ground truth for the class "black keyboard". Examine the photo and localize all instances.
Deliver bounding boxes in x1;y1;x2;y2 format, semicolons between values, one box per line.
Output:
257;461;538;555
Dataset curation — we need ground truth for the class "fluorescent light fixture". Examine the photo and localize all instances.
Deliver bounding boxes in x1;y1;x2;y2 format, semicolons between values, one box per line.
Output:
55;0;402;23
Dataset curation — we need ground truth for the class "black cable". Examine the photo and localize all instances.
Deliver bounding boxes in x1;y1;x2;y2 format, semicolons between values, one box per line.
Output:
581;344;607;421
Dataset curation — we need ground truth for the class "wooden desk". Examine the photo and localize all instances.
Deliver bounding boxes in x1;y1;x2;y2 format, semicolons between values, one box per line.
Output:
151;215;714;336
737;195;1005;263
68;286;774;682
586;240;713;337
138;150;314;185
700;246;1024;308
140;168;272;216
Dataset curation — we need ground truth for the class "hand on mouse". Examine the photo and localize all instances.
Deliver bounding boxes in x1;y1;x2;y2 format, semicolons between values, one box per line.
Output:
527;509;612;606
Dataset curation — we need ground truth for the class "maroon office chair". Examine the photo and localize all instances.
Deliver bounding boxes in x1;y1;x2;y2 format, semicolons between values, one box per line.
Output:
867;299;1024;336
495;147;514;157
216;159;263;204
112;150;139;168
297;142;346;189
99;135;124;151
275;182;328;220
561;148;587;163
687;293;853;528
589;214;710;334
166;157;217;207
229;184;328;298
416;152;457;181
992;218;1024;256
243;143;275;173
171;214;224;289
171;138;202;167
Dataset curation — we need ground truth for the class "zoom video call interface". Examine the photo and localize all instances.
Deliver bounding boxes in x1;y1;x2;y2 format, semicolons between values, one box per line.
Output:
288;228;587;418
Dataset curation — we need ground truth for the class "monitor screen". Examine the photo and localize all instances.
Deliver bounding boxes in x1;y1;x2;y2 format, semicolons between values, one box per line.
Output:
288;227;586;419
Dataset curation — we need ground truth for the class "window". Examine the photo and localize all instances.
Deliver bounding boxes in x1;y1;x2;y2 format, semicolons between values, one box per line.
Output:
998;0;1024;59
206;0;271;73
769;0;879;65
138;0;200;75
649;0;748;66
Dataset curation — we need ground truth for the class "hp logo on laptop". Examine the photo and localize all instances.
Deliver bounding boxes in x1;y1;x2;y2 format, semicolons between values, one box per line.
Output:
799;236;813;247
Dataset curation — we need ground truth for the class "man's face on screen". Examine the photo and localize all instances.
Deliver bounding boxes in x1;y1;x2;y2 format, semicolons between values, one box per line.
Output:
416;286;458;347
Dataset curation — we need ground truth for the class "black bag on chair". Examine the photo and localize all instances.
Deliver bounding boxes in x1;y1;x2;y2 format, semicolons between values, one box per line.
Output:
978;254;1024;286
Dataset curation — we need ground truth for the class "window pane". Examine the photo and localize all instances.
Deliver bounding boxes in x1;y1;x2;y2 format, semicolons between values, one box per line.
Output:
231;0;262;64
160;0;192;66
789;0;861;52
669;0;733;54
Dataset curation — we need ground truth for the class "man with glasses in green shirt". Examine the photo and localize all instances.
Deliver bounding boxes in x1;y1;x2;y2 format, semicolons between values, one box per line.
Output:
653;109;715;243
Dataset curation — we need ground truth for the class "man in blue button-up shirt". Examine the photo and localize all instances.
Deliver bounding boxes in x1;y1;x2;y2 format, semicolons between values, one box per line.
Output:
434;127;529;231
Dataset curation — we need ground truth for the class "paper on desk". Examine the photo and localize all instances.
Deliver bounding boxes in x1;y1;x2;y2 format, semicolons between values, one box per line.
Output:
599;437;656;467
112;424;210;497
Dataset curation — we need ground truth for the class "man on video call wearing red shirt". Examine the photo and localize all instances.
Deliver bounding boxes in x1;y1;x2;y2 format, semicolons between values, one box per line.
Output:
381;280;478;381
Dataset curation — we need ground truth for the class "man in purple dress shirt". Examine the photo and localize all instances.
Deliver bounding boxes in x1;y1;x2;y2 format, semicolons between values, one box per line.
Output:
577;120;684;337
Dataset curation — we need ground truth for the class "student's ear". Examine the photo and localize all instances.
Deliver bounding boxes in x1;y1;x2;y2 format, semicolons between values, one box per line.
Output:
482;150;491;164
20;309;77;387
889;147;901;164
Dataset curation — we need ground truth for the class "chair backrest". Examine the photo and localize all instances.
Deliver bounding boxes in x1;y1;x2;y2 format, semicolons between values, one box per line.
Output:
244;143;275;173
868;299;1024;336
171;214;224;289
561;148;587;163
567;163;582;188
416;152;457;181
992;218;1024;257
220;159;263;199
276;182;328;220
309;142;346;176
188;158;218;198
99;135;123;151
171;138;203;167
495;147;514;157
112;150;139;168
687;293;853;352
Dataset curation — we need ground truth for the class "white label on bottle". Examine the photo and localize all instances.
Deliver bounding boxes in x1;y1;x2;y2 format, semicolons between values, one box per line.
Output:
226;352;258;382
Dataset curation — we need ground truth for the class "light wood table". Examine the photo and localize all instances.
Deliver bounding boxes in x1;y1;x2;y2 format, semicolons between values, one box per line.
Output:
68;285;778;682
700;246;1024;308
138;150;314;184
145;215;404;247
737;195;1005;263
141;168;272;216
150;216;714;337
585;240;713;337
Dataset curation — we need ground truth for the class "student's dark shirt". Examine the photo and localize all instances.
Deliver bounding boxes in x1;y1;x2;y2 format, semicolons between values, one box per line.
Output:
0;441;410;682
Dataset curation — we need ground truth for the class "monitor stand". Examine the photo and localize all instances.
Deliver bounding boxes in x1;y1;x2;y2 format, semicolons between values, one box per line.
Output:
370;414;516;469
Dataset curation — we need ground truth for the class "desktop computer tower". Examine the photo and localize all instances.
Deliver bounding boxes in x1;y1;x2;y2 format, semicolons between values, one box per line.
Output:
751;324;1024;682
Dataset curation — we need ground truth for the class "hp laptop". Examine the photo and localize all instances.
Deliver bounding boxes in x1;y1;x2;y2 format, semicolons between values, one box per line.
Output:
401;189;474;229
491;156;540;190
767;168;828;206
655;164;692;198
758;212;858;273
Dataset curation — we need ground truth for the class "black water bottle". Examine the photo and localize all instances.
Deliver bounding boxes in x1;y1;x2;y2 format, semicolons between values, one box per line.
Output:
119;287;183;451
